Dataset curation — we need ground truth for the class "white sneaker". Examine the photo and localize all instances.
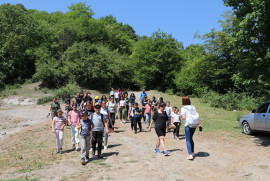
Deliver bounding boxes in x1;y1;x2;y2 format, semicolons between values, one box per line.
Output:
187;155;194;160
104;146;108;150
123;121;126;124
90;148;93;152
120;121;123;123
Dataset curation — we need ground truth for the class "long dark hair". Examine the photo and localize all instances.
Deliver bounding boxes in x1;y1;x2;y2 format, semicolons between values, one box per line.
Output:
101;95;107;102
120;95;124;100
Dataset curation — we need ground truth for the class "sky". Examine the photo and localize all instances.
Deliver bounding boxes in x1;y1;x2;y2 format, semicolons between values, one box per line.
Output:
1;0;231;47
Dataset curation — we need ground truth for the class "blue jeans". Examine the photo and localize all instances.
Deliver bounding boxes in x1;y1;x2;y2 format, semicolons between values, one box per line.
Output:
185;126;196;155
145;113;151;127
166;116;171;126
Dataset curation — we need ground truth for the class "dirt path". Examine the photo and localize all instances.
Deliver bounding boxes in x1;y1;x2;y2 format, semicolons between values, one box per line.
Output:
0;93;270;181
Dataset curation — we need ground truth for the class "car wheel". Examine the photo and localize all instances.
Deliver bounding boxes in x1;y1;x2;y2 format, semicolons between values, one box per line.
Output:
242;121;252;135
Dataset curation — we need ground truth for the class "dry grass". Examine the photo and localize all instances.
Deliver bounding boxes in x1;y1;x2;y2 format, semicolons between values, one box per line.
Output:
0;120;74;174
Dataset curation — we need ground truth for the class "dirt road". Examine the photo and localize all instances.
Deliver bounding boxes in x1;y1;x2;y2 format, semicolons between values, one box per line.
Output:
0;94;270;181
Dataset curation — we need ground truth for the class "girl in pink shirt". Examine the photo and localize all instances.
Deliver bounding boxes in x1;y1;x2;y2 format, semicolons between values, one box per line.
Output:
68;104;81;151
145;99;152;128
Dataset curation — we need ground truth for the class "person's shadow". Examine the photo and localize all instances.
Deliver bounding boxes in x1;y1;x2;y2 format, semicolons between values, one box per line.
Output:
107;144;122;149
169;149;183;152
86;151;119;164
62;149;75;154
195;152;210;157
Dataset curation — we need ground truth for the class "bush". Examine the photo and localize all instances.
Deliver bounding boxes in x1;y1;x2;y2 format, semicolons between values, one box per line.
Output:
24;79;33;84
41;88;49;94
5;84;21;90
37;96;55;105
53;84;78;101
201;91;266;111
165;89;174;95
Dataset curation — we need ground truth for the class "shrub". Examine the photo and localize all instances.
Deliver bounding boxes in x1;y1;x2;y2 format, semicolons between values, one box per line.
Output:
165;89;174;95
24;79;33;84
53;83;78;101
5;84;21;90
41;88;49;94
201;91;267;111
37;96;54;105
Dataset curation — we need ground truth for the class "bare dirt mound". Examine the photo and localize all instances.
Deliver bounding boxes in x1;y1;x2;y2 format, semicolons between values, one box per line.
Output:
2;96;37;106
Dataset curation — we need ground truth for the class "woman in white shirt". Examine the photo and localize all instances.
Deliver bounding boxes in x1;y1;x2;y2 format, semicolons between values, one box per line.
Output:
180;96;202;160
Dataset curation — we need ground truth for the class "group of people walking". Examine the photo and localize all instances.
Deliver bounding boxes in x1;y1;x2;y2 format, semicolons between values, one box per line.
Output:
49;88;202;165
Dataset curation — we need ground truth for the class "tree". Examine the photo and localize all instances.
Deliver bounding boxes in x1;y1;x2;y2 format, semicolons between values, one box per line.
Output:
223;0;270;94
67;2;94;19
130;31;183;91
62;42;131;90
174;44;208;95
0;3;40;87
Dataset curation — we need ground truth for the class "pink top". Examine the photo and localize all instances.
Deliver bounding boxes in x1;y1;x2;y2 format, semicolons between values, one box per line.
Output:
68;111;81;126
145;104;152;113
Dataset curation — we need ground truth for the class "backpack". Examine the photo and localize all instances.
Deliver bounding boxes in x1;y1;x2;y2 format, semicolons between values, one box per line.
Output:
90;113;104;127
183;106;199;128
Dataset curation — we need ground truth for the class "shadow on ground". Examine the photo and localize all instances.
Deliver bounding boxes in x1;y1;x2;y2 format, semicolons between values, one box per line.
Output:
195;152;210;157
170;149;183;152
102;151;119;157
252;132;270;147
107;144;122;149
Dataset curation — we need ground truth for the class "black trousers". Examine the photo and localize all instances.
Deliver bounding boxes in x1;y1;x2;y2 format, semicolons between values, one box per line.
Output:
109;113;115;128
92;131;103;155
173;122;180;137
142;108;146;122
134;117;142;132
130;117;134;129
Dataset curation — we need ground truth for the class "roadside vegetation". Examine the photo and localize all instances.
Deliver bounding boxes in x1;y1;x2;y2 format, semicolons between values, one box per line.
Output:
0;1;269;110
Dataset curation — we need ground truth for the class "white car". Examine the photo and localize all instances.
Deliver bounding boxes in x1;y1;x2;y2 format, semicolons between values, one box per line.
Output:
240;101;270;135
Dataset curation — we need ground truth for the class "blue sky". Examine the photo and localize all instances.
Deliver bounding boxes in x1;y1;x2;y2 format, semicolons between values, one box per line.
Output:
1;0;231;47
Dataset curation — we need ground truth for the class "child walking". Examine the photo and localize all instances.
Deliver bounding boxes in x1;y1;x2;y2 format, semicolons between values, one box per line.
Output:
165;101;172;133
77;111;95;165
133;103;142;134
172;108;181;140
68;104;81;151
129;103;135;130
52;110;66;154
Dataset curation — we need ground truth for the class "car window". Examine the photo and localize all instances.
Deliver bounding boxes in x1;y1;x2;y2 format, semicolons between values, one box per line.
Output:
257;103;270;113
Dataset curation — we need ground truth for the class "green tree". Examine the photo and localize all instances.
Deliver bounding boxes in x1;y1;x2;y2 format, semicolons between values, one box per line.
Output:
0;3;40;87
224;0;270;94
130;31;183;91
67;2;94;19
174;44;208;95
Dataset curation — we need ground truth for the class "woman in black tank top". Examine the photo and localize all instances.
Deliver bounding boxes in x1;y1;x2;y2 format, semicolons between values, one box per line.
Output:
148;103;172;156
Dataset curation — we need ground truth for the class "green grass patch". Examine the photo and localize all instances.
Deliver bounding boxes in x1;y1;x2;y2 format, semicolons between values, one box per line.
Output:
148;90;250;136
92;160;110;167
